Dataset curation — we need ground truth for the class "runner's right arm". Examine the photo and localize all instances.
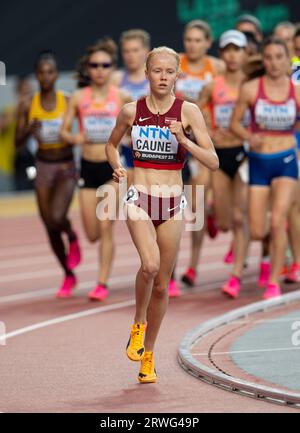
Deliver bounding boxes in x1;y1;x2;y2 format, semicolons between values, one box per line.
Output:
15;97;40;148
106;102;136;182
60;91;86;145
230;80;262;149
196;81;213;132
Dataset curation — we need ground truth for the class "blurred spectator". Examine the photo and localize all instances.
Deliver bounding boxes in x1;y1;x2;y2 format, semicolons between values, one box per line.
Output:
291;28;300;85
274;21;296;59
0;76;36;192
242;31;260;56
236;14;263;43
14;76;36;191
0;102;16;191
293;27;300;60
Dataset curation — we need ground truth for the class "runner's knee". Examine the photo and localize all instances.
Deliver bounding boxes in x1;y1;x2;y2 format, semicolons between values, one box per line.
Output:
152;280;168;297
218;220;231;232
142;259;159;280
232;210;244;229
49;211;66;230
271;213;287;235
85;231;99;243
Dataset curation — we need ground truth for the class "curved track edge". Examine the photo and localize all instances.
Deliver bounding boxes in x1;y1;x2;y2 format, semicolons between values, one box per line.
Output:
178;290;300;409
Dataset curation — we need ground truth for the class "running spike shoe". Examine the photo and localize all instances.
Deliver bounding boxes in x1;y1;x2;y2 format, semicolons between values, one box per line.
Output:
222;275;240;299
285;263;300;284
126;323;146;361
258;261;271;288
168;279;181;297
181;267;196;287
56;275;77;298
138;351;157;383
67;237;81;270
88;284;108;301
263;283;281;300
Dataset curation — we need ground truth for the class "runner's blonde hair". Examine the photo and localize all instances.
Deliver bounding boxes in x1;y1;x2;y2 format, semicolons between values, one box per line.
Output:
146;46;180;71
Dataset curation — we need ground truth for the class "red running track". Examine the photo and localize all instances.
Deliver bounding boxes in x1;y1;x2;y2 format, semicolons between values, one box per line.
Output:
0;199;297;413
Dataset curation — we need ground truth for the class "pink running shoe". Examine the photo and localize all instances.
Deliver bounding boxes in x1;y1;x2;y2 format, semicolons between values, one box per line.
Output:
224;247;234;264
181;267;196;287
285;263;300;284
67;238;81;270
168;279;181;297
88;284;109;301
258;261;271;288
263;283;281;300
222;275;240;299
56;275;77;298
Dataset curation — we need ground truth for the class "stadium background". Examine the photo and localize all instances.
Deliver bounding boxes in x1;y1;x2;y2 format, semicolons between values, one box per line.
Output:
1;0;300;192
1;0;300;75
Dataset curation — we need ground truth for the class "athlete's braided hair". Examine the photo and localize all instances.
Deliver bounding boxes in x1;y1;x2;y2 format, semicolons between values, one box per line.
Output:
76;37;118;88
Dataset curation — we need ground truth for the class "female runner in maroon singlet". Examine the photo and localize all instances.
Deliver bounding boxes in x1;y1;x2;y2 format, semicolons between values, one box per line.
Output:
106;46;218;383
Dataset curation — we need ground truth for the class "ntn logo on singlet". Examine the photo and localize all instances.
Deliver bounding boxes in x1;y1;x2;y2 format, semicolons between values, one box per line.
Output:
176;78;204;100
132;125;179;160
176;74;212;100
83;116;116;126
214;104;250;128
255;99;297;130
39;118;63;143
122;82;149;101
83;116;116;142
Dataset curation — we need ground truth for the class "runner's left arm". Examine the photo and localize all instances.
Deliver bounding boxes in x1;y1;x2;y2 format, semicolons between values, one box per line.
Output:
170;101;219;171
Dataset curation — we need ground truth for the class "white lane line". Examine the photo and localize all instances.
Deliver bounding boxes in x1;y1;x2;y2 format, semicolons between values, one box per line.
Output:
0;273;261;344
0;237;192;270
0;243;135;270
0;250;259;284
0;229;241;257
0;241;260;271
0;274;135;303
0;299;135;344
193;346;300;357
0;235;132;258
0;262;260;304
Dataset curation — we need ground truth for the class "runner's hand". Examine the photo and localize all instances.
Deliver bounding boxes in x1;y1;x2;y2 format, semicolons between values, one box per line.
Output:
73;132;87;145
169;121;187;145
28;119;42;139
113;167;127;183
249;133;263;150
212;128;232;142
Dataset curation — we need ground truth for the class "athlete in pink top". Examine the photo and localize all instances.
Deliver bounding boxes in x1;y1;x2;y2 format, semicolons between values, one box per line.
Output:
231;36;300;299
106;46;218;384
61;38;131;301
